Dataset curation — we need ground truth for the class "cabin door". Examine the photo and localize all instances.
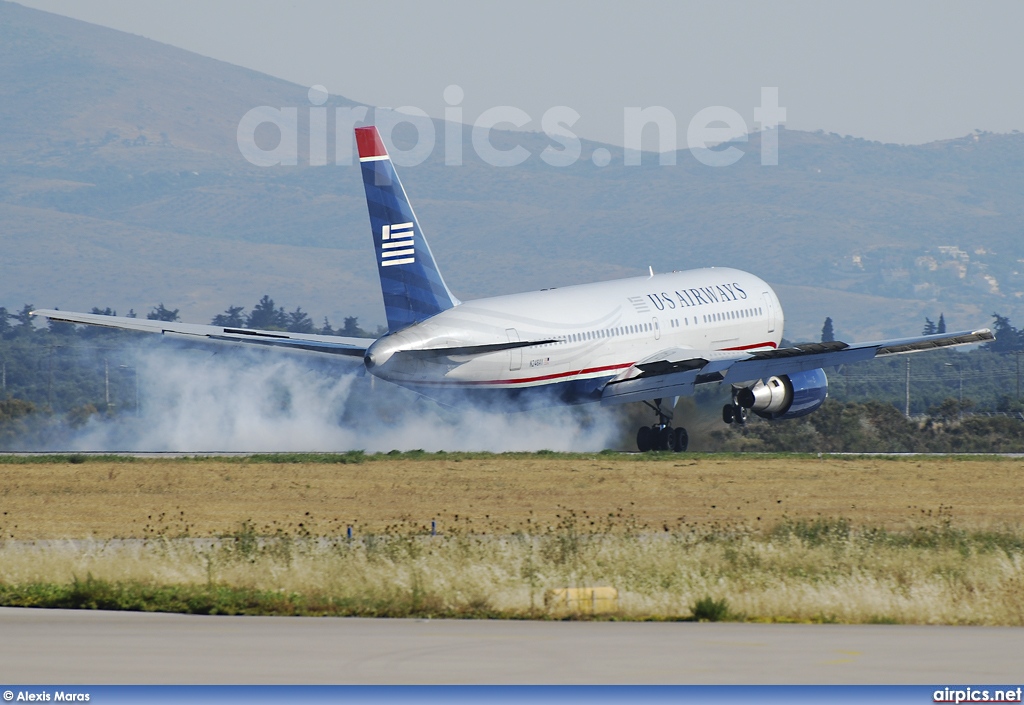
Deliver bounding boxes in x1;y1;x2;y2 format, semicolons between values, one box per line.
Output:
506;328;522;371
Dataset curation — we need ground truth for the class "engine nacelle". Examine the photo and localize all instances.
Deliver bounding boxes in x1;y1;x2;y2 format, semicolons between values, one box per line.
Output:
735;368;828;420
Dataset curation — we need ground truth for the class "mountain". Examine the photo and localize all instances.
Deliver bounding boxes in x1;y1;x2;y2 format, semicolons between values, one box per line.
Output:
2;0;1023;341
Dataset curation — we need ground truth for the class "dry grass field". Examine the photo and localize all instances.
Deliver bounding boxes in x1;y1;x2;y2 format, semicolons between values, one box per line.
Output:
1;453;1022;539
1;453;1022;624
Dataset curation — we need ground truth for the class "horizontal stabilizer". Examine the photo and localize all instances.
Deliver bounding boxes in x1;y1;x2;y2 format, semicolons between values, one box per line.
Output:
31;309;374;357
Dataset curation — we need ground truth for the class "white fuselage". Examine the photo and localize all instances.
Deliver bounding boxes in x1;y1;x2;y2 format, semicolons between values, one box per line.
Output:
366;267;783;398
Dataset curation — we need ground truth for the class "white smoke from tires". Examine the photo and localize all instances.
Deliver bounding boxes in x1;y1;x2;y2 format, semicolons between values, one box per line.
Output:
68;343;620;453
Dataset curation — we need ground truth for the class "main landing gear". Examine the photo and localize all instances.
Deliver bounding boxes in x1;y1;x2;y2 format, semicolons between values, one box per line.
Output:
636;398;688;452
721;388;749;426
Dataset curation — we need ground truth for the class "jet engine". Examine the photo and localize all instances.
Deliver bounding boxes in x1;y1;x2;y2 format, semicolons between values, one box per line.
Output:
735;368;828;420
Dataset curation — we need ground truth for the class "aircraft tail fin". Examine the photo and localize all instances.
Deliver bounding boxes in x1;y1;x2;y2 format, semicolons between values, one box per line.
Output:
356;126;459;332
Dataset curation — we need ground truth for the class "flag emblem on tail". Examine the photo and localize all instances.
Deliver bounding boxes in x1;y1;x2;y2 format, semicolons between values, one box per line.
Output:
381;222;415;267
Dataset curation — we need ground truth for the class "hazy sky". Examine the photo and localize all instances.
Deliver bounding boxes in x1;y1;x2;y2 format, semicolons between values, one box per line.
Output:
16;0;1024;147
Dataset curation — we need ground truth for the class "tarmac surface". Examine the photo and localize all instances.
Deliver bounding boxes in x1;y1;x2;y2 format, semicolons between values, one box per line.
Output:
1;607;1022;684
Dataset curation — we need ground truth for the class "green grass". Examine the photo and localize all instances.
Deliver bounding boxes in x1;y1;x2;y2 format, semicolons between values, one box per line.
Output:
0;450;1016;465
0;575;511;618
1;518;1022;624
0;453;141;464
0;577;752;621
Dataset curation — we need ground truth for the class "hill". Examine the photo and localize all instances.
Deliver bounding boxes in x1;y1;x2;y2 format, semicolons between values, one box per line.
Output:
2;1;1023;340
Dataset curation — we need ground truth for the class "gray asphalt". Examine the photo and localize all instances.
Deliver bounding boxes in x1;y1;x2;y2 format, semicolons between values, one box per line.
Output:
1;607;1021;684
3;451;1024;458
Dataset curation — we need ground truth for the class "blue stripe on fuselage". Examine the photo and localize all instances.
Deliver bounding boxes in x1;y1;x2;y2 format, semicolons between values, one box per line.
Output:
393;375;613;411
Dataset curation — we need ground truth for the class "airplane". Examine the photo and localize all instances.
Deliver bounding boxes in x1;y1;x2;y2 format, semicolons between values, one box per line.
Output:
32;125;994;452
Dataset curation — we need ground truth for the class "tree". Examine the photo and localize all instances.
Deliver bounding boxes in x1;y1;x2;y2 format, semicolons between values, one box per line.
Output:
937;313;946;334
147;304;179;322
246;295;286;330
927;397;975;423
8;304;36;337
0;307;11;337
14;304;34;329
820;317;835;343
341;316;363;337
81;307;118;339
285;307;314;333
48;315;75;336
320;317;335;336
212;306;246;327
984;313;1022;353
922;317;937;335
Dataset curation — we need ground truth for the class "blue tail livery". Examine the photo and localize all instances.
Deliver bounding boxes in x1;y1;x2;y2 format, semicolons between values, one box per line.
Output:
355;126;459;332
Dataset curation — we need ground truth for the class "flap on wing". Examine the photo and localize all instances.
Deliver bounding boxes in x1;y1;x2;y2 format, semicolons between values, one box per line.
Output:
601;367;701;405
601;328;993;406
31;309;374;357
722;328;994;383
722;344;877;382
601;348;743;405
635;357;707;376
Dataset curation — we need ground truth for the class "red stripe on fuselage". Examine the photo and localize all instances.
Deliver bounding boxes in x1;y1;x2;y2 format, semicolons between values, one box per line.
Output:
411;362;634;387
722;341;778;351
408;340;779;388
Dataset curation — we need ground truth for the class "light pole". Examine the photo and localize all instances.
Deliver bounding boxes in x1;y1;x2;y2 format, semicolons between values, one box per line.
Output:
1016;350;1021;402
945;362;963;420
119;364;139;417
904;357;910;417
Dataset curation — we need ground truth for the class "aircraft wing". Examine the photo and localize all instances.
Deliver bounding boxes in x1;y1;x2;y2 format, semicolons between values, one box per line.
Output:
600;328;994;405
30;309;374;358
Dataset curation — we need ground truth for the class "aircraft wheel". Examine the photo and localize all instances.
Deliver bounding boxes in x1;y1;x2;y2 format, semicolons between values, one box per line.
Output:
636;426;653;452
722;404;735;424
657;426;673;451
672;427;689;453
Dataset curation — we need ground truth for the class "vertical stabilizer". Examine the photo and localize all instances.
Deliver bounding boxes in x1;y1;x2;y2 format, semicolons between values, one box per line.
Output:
356;126;459;332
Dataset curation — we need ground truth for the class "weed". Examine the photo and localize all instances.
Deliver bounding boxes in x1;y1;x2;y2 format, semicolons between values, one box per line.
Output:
770;518;851;546
868;615;899;624
222;520;260;562
690;596;732;622
0;504;1022;625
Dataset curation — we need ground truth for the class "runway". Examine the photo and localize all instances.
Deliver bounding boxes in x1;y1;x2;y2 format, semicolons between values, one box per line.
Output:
1;608;1021;684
